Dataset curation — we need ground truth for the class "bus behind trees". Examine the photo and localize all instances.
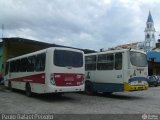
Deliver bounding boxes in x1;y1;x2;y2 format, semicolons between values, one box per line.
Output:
4;47;84;96
85;49;148;94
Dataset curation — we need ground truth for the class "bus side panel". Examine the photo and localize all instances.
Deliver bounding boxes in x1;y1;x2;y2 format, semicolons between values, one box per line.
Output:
9;81;47;94
11;81;26;90
94;70;124;92
95;70;124;84
93;83;124;92
30;83;46;93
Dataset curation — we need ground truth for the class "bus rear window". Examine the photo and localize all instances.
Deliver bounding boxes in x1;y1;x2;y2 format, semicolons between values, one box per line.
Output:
54;50;83;67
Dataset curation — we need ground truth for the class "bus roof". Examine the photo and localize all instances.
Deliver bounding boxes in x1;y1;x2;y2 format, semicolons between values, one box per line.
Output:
85;49;146;56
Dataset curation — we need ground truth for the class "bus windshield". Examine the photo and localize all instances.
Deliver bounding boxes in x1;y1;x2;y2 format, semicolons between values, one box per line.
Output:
54;50;83;67
130;51;147;67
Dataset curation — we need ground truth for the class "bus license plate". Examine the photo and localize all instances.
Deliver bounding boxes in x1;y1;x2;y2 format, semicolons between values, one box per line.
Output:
66;82;73;85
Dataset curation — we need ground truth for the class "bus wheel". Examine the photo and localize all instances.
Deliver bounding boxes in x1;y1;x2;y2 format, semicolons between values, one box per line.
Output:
25;83;32;97
8;81;12;91
85;81;94;95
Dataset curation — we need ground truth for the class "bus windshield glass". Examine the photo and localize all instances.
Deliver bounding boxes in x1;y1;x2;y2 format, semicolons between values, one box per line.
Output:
130;51;147;67
54;50;83;67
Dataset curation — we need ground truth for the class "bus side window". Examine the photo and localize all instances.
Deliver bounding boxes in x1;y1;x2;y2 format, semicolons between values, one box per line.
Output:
15;59;21;72
35;53;46;71
27;56;36;72
5;62;9;75
97;54;114;70
20;58;28;72
85;55;96;70
115;53;122;70
10;61;16;72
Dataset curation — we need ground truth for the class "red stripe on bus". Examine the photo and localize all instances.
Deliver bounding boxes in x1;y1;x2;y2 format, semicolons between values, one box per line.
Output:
9;73;45;84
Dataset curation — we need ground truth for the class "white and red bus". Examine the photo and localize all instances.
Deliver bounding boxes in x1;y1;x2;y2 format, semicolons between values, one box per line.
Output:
4;47;84;96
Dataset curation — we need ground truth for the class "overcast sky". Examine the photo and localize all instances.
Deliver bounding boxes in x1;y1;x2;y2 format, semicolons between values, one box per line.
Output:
0;0;160;50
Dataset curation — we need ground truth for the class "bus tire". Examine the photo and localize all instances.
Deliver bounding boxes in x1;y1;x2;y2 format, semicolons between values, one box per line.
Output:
85;81;95;95
25;83;32;97
8;81;13;91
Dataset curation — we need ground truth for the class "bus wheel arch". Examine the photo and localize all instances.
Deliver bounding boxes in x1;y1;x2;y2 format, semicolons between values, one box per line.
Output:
25;83;32;97
85;80;95;95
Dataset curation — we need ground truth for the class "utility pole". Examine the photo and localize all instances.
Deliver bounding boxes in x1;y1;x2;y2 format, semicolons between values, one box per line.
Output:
1;24;4;38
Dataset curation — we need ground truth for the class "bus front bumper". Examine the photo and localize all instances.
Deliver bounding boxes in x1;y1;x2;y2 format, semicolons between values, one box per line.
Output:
124;82;148;91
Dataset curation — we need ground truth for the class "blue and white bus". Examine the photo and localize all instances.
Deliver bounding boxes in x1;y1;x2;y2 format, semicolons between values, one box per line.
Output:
85;49;148;94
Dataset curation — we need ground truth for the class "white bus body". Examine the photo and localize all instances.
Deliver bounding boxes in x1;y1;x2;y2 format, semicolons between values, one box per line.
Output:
85;49;148;94
4;47;84;96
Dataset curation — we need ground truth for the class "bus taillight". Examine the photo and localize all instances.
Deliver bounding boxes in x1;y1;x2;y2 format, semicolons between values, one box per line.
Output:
54;74;61;78
76;74;84;85
76;74;83;79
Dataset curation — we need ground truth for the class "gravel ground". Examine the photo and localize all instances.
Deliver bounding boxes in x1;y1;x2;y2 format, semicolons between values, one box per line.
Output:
0;85;160;114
